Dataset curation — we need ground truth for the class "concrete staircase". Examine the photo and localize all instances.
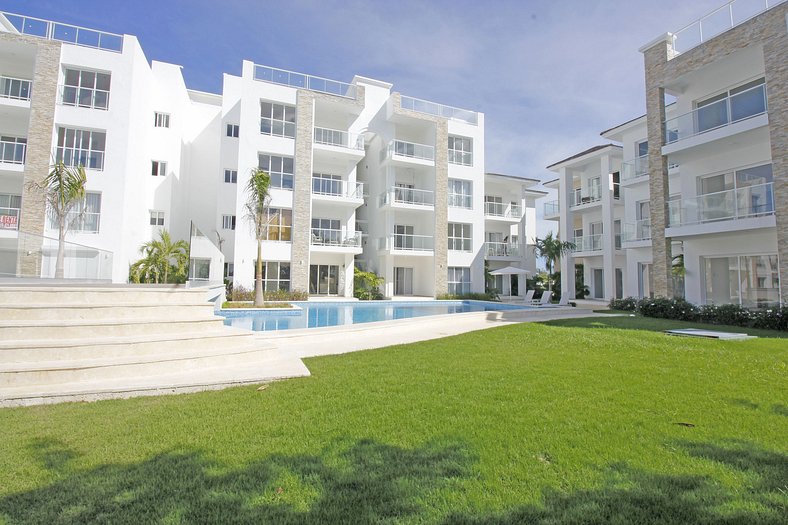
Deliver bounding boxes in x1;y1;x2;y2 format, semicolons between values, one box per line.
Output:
0;286;308;407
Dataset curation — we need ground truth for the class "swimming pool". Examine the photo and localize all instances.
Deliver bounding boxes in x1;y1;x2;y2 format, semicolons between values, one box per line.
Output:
219;300;531;332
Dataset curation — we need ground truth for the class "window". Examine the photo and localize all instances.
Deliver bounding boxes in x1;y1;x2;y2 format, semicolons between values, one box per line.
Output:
637;140;648;158
149;211;165;226
312;173;342;196
0;136;26;164
696;77;766;133
0;193;21;230
56;127;106;170
154;112;170;128
151;161;167;177
224;169;238;183
62;68;110;110
484;195;503;216
447;267;471;295
222;214;236;230
448;179;472;208
260;101;296;138
311;218;341;245
448;136;472;166
224;262;234;279
226;124;239;137
262;261;291;291
447;223;472;251
266;208;292;241
704;254;780;307
55;192;101;232
189;259;211;281
258;154;294;189
394;224;415;249
697;163;774;220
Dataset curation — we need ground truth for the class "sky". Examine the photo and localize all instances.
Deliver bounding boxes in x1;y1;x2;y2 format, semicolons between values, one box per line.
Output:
0;0;727;240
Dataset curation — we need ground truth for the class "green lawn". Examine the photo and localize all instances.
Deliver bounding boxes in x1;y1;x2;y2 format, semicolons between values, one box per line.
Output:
0;317;786;524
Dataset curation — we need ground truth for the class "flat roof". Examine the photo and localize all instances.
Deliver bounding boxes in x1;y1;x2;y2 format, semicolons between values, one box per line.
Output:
545;144;620;170
485;172;541;184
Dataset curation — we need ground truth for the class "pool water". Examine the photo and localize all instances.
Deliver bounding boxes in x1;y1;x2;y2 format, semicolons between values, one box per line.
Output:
219;300;530;332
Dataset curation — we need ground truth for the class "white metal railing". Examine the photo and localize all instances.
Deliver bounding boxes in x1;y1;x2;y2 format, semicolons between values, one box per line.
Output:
484;242;522;257
621;157;649;182
310;228;362;247
400;95;478;125
572;234;603;252
60;85;110;110
0;140;26;164
623;219;652;242
313;127;364;150
380;187;434;207
1;11;123;52
253;64;357;99
384;139;435;162
664;82;767;143
0;75;32;101
570;192;602;207
311;178;363;199
0;206;20;230
484;202;523;219
543;200;559;216
668;182;774;226
671;0;786;55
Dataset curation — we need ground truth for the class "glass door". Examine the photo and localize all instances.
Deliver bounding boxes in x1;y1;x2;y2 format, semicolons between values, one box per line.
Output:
394;267;413;295
309;264;339;295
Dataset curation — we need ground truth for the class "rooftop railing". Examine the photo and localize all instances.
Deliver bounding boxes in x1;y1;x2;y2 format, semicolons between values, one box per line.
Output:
400;95;478;125
313;127;364;150
668;182;774;227
253;64;357;99
1;11;123;52
0;75;31;101
671;0;786;55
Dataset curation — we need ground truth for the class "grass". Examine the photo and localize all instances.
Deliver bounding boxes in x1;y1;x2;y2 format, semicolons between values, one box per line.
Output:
0;316;786;523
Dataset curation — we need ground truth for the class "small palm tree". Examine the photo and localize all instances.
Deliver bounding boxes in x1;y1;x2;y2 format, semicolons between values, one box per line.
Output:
244;168;271;306
28;162;87;279
129;247;163;284
534;232;576;293
130;230;188;284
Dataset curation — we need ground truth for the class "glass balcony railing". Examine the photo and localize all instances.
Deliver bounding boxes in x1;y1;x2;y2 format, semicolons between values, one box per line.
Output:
310;228;362;247
311;178;363;199
621;157;649;182
253;64;357;99
400;95;478;125
379;187;434;207
393;233;433;251
665;83;767;144
668;182;774;227
622;219;652;242
0;231;113;280
313;127;364;150
1;11;123;52
0;140;26;164
0;76;32;101
484;202;523;219
569;192;602;208
572;235;603;252
384;139;435;162
543;200;559;216
484;242;522;257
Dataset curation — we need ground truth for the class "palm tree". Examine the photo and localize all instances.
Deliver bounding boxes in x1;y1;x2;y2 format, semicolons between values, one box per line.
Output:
534;232;576;293
28;162;87;279
130;230;189;284
244;168;271;306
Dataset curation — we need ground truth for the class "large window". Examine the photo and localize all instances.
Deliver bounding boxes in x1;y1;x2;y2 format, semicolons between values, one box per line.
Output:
696;77;766;133
311;217;341;245
447;223;471;251
447;267;470;295
56;127;106;170
448;179;472;209
262;261;291;291
54;192;101;232
258;154;294;190
62;68;110;110
312;173;342;196
266;208;292;241
0;136;26;164
697;163;774;220
260;101;296;138
448;136;472;166
704;254;780;307
309;264;339;295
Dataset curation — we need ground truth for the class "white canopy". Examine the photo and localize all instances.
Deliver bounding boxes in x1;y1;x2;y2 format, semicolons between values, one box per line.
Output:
489;266;530;276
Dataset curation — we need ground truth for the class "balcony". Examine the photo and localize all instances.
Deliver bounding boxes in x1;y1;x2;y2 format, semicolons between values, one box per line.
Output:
484;202;522;221
569;192;602;208
667;182;774;231
253;64;357;99
379;234;434;254
622;220;652;243
379;187;434;209
382;139;435;166
484;242;523;259
543;200;559;217
310;228;362;253
1;11;123;52
399;95;478;125
0;76;32;103
621;157;649;183
0;140;26;167
664;82;767;146
313;127;365;165
311;178;363;205
572;235;602;253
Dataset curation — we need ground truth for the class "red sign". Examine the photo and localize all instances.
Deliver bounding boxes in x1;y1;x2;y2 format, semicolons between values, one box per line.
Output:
0;215;18;229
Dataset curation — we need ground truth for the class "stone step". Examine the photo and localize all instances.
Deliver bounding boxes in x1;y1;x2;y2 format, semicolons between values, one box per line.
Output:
0;286;210;305
0;316;225;340
0;327;255;363
0;303;216;321
0;352;310;407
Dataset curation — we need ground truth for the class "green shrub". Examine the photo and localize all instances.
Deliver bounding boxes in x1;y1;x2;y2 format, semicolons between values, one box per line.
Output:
353;268;384;300
436;292;499;301
624;296;787;331
231;285;307;302
638;297;699;321
608;297;640;311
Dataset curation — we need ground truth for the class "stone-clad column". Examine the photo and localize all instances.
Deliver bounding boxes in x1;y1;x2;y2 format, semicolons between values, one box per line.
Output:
433;120;449;296
291;91;314;293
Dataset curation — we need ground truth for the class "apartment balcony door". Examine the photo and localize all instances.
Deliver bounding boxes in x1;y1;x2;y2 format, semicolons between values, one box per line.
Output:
394;267;413;296
593;268;604;299
309;264;339;295
615;268;623;299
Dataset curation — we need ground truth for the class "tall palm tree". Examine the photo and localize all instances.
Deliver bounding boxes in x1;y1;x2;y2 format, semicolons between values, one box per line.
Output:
244;168;271;306
534;232;576;293
28;162;87;279
130;230;189;284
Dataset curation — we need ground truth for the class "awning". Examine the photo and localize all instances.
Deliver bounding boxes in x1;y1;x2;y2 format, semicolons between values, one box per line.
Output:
489;266;530;276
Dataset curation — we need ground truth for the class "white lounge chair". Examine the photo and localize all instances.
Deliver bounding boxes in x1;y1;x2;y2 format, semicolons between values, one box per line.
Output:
530;291;552;305
540;292;570;308
520;289;535;303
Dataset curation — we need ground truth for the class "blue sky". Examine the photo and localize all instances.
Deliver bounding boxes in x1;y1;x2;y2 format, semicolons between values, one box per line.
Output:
1;0;725;235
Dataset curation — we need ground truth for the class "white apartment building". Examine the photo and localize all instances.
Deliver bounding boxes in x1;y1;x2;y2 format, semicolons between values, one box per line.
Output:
545;0;786;307
0;11;541;298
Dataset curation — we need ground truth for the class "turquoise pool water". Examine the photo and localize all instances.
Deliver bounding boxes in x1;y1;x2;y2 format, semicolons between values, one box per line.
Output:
219;300;530;332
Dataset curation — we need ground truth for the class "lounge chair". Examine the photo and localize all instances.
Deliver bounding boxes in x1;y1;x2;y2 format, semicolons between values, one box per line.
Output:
530;291;552;305
540;292;570;308
519;289;535;303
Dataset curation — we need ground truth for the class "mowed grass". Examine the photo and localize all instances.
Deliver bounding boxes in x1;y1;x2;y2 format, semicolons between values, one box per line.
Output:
0;317;786;524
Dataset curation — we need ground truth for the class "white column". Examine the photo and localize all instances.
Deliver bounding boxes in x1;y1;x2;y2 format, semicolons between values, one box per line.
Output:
600;154;616;300
557;167;575;298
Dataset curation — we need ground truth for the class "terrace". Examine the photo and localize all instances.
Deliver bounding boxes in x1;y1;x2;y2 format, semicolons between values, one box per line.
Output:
0;11;123;52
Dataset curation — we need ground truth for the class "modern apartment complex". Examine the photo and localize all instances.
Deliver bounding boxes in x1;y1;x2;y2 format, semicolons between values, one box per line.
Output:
545;0;786;306
0;11;542;298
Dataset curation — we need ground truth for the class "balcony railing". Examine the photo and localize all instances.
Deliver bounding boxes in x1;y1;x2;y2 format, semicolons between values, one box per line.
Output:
310;228;362;247
668;182;774;227
400;95;478;125
484;202;523;219
671;0;786;55
0;206;20;230
60;85;109;110
0;76;32;101
570;192;602;208
384;139;435;162
311;178;363;199
484;242;522;258
379;234;434;252
380;187;434;207
664;82;767;143
543;200;559;216
313;127;364;150
572;235;603;253
621;157;649;182
1;11;123;52
253;64;357;99
622;219;652;242
0;141;26;164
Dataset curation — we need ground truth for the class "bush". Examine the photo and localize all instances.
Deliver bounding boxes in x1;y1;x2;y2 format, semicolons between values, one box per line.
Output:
353;268;384;300
231;285;307;302
436;292;499;301
637;297;699;321
608;297;640;312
